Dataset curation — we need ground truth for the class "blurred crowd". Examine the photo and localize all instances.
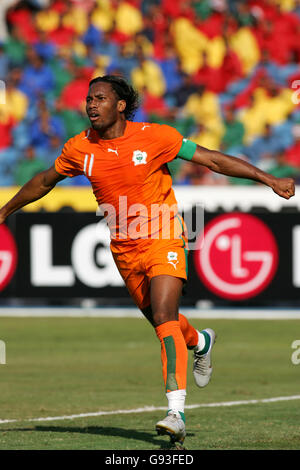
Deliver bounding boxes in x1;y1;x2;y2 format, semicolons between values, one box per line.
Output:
1;0;300;186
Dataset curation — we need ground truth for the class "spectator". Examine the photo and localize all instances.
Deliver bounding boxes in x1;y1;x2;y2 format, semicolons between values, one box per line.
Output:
141;88;169;118
93;30;119;60
191;0;212;21
62;3;89;35
7;3;38;43
19;48;55;102
47;15;75;48
173;73;198;108
149;108;196;138
29;99;65;150
234;1;256;27
34;28;56;61
37;134;66;169
254;49;288;86
35;3;60;33
267;150;300;179
158;43;183;95
59;65;91;111
0;68;28;123
81;12;103;50
0;146;19;185
263;85;296;126
221;106;245;152
238;91;271;144
53;98;90;140
90;1;115;33
192;51;224;93
14;146;47;186
131;47;166;97
245;123;289;164
219;39;243;89
172;16;207;74
3;26;27;66
197;8;226;39
189;123;222;152
192;43;243;95
183;84;224;137
0;44;9;80
284;124;300;168
1;0;300;188
0;108;15;151
114;0;144;37
107;42;138;80
47;53;75;100
175;159;228;185
0;0;18;43
253;5;299;65
229;25;260;75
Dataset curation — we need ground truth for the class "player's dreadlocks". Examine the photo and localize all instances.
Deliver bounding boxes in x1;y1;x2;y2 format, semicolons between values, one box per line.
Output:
89;75;140;121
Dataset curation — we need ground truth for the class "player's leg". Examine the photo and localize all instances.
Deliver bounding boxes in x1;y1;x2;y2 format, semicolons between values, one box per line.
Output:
145;275;186;444
111;243;186;444
143;305;215;388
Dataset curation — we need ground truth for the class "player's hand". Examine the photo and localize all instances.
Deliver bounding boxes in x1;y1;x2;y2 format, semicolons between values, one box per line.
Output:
271;177;295;199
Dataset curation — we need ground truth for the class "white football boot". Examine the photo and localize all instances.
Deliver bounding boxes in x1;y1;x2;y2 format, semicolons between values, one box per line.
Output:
193;328;216;388
156;410;186;445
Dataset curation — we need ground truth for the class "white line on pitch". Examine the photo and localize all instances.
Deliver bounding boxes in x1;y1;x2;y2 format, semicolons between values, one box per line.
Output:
1;307;300;319
1;395;300;426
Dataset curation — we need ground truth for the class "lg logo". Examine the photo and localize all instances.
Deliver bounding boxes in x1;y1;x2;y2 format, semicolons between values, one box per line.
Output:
194;213;278;300
0;225;18;292
30;223;123;287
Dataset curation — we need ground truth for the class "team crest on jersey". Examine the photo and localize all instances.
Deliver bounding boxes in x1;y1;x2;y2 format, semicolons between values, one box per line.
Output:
167;251;179;269
132;150;147;166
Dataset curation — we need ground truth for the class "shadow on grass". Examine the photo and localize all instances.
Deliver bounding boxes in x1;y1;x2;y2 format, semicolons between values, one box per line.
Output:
2;425;194;450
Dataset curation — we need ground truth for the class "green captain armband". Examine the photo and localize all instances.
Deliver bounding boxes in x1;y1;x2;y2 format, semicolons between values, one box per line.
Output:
177;139;197;161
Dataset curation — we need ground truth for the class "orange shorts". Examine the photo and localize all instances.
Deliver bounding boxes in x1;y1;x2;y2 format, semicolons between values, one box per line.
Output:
110;237;188;310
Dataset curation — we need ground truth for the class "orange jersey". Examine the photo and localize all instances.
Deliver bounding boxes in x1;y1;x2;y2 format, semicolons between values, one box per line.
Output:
55;121;184;241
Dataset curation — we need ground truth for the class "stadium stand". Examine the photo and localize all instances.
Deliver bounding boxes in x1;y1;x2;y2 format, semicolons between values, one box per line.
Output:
0;0;300;187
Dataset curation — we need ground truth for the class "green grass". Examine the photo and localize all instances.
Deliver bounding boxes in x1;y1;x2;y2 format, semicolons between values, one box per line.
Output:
0;317;300;450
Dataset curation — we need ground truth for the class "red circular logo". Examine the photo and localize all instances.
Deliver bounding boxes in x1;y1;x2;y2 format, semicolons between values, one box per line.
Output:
194;213;278;300
0;225;17;291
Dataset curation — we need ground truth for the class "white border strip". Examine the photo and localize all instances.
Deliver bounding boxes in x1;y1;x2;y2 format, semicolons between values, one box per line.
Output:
1;395;300;425
0;307;300;319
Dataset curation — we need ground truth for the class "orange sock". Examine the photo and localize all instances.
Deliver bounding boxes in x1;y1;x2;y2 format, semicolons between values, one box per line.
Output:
178;313;198;349
155;320;188;392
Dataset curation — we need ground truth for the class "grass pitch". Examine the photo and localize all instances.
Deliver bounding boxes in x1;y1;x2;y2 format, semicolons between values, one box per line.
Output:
0;316;299;450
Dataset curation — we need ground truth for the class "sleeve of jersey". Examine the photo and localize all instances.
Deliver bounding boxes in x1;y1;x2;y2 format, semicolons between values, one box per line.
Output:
54;139;83;178
153;124;184;165
177;138;197;161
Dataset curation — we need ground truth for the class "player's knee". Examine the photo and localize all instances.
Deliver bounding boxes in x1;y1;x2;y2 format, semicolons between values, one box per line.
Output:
152;310;177;327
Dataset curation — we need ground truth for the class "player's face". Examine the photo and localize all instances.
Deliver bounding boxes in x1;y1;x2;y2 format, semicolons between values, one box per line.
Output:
86;82;125;133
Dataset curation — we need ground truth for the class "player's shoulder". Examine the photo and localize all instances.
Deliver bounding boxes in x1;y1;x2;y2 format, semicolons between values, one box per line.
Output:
127;121;156;133
129;121;180;136
64;128;94;150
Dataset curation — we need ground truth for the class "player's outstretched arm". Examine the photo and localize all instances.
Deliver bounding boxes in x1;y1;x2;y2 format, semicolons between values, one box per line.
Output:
0;165;66;224
192;145;295;200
